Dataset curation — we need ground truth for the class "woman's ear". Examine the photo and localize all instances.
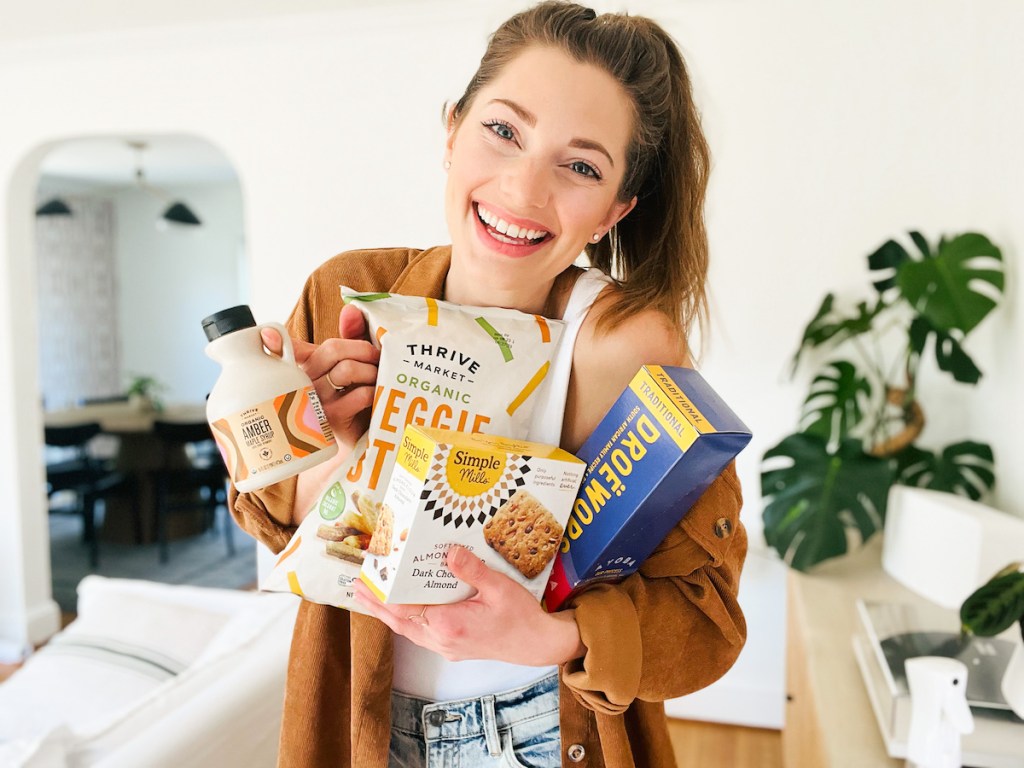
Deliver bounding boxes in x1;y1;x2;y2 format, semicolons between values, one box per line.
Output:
601;195;637;232
444;106;459;164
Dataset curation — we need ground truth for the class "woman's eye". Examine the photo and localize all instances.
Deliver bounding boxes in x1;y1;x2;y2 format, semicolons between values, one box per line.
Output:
569;161;601;180
484;121;516;142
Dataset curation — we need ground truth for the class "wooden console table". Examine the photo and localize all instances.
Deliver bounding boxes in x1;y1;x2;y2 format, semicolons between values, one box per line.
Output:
783;537;903;766
783;537;1024;767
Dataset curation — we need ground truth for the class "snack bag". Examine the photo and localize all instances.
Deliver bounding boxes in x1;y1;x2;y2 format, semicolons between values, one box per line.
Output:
262;289;565;610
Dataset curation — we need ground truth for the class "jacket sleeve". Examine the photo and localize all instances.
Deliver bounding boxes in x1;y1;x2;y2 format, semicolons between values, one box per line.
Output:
226;271;319;555
560;462;747;713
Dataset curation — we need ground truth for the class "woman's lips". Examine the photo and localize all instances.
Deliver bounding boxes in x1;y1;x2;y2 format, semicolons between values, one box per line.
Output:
475;203;551;246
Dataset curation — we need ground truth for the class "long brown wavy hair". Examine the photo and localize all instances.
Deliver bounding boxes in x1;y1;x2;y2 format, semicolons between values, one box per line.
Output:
450;1;711;338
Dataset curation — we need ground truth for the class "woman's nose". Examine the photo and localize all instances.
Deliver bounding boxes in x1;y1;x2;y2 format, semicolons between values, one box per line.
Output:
500;158;549;210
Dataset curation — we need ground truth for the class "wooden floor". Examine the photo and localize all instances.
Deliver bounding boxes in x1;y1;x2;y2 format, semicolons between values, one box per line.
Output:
668;718;783;768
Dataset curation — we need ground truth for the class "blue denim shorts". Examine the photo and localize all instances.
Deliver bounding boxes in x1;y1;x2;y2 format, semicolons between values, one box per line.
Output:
389;672;561;768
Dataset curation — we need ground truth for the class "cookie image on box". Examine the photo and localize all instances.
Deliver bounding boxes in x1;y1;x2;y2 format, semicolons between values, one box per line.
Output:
483;490;564;579
368;503;394;556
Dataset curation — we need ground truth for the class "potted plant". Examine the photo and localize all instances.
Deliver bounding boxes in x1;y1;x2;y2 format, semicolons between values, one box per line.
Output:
961;562;1024;717
761;231;1004;570
125;374;165;412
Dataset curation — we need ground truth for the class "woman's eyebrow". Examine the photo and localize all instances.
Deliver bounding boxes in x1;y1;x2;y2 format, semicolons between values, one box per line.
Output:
569;138;614;168
488;98;615;168
491;98;536;126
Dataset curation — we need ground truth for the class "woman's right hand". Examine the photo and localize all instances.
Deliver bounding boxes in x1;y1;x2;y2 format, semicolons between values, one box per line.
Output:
260;303;380;452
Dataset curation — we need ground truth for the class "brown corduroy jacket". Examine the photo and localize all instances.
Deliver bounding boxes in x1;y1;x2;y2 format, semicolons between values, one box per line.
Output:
229;246;748;768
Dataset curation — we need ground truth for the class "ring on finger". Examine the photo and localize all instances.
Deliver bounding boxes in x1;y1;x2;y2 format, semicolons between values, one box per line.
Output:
325;371;347;393
406;605;429;626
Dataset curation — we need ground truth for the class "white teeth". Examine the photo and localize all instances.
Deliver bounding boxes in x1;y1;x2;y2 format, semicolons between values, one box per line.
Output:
476;204;549;242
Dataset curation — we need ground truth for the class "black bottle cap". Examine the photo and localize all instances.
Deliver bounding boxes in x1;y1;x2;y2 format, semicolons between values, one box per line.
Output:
202;305;256;341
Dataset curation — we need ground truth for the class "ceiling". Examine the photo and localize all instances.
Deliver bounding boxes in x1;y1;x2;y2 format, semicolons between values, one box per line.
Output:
38;136;239;189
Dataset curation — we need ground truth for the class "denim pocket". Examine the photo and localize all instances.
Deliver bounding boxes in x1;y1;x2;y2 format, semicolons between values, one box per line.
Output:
500;714;561;768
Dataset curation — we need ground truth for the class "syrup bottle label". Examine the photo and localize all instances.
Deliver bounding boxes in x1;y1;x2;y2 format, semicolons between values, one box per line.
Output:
210;385;335;483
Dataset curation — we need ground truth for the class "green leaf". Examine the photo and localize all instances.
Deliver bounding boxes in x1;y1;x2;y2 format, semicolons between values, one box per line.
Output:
894;441;995;500
792;296;882;373
908;316;930;357
909;231;931;258
792;294;835;372
868;239;912;293
898;233;1004;334
908;317;983;384
761;434;893;570
961;568;1024;637
932;326;983;384
799;360;872;442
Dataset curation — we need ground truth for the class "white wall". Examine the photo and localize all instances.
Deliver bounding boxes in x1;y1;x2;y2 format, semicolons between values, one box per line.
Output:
1;0;1021;728
114;181;245;403
31;176;243;409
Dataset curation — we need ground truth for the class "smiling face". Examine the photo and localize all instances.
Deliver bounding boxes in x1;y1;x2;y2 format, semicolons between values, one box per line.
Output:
443;45;637;314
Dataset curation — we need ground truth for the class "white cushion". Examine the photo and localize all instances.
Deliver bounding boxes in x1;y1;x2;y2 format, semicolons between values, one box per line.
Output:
0;576;297;768
72;591;297;765
0;583;230;742
0;725;72;768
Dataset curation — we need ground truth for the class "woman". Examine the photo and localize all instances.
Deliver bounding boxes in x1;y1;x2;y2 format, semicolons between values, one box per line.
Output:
231;3;747;767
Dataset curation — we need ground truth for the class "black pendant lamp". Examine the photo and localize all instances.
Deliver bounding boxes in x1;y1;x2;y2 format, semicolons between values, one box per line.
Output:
162;201;202;226
129;141;202;228
36;198;73;216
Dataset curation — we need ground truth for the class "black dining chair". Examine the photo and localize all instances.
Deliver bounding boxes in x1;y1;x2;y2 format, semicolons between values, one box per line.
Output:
44;422;134;567
151;420;235;564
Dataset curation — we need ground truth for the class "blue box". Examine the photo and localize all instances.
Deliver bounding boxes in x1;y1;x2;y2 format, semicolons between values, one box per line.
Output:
545;365;751;610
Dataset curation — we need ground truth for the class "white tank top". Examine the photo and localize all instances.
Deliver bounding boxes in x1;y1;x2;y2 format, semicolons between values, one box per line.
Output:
391;268;612;701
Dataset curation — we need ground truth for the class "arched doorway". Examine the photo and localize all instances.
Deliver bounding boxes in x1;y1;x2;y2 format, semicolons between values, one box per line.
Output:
34;134;254;616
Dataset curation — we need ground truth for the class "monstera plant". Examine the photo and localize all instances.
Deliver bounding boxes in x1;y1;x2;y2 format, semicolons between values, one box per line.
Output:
761;231;1004;570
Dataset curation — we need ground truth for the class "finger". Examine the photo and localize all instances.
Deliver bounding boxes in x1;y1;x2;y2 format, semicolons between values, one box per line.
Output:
356;596;406;635
302;339;379;383
259;327;283;354
352;581;401;627
445;545;494;594
318;384;375;424
321;360;380;393
290;337;319;365
260;328;319;366
353;582;421;635
339;303;369;342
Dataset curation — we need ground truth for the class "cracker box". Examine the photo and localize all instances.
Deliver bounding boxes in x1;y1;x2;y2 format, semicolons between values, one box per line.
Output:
545;365;752;611
360;425;585;604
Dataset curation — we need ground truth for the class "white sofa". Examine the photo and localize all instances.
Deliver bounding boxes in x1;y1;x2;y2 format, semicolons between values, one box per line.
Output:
0;577;298;767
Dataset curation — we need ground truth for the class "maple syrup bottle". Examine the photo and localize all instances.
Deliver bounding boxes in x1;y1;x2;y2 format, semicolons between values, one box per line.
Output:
202;305;337;492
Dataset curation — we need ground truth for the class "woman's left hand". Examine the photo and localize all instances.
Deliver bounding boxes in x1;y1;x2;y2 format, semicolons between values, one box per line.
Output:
352;545;585;666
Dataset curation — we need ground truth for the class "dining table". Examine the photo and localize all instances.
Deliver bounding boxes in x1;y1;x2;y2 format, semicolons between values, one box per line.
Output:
44;400;214;544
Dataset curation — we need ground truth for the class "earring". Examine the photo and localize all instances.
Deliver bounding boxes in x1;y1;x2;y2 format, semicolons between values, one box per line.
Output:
443;160;451;170
592;232;601;241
